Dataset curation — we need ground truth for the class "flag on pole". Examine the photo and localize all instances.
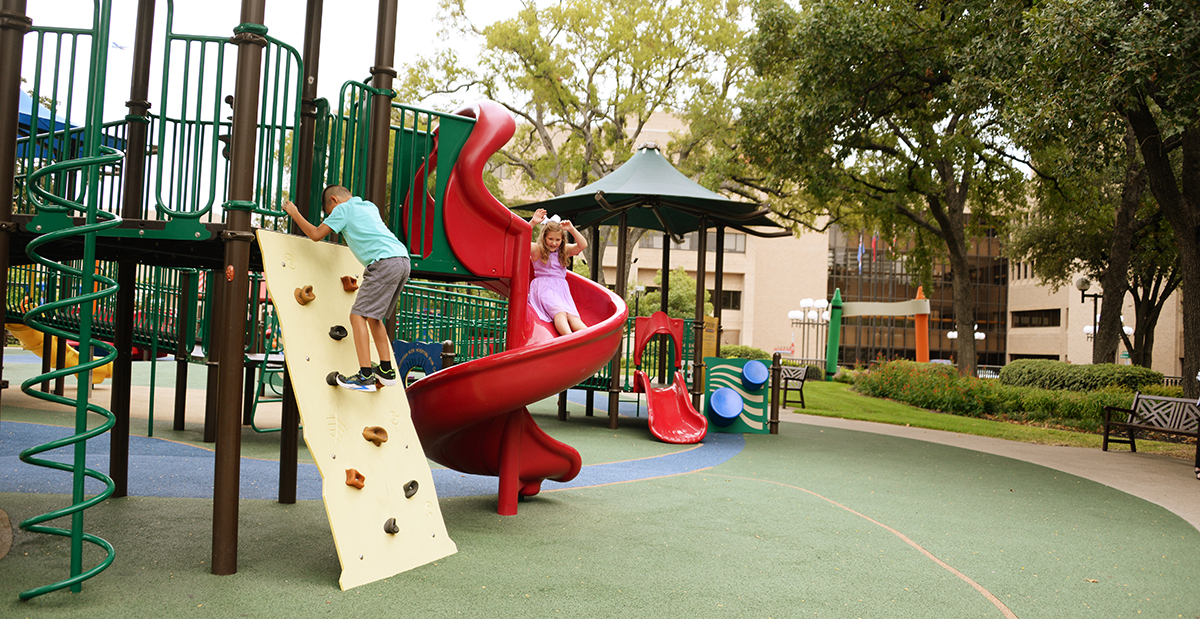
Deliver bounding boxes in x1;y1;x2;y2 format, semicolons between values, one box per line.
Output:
871;233;878;263
857;233;864;274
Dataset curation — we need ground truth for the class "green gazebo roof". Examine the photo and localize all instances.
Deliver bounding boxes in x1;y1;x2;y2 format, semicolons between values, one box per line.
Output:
525;145;789;239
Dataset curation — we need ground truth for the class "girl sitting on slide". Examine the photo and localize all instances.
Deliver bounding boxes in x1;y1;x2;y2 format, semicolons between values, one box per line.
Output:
528;208;588;336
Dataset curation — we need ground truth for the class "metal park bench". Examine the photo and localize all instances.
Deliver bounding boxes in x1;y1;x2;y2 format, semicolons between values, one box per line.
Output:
780;364;808;409
1102;392;1200;479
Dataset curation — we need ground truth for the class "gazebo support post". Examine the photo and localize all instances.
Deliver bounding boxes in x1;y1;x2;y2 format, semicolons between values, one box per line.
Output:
691;217;708;409
658;231;670;383
608;212;628;429
714;225;725;353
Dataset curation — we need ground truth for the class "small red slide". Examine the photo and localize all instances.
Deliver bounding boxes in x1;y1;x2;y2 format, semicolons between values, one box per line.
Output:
629;312;707;444
405;101;627;515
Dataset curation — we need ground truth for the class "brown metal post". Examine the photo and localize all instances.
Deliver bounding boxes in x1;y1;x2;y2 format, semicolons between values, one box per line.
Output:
365;0;397;217
440;340;456;369
589;226;601;416
692;217;707;410
174;270;193;431
203;273;223;443
110;0;157;496
658;232;670;383
212;0;267;577
278;365;299;504
769;352;781;435
608;211;628;429
714;226;724;352
0;0;31;419
277;0;325;507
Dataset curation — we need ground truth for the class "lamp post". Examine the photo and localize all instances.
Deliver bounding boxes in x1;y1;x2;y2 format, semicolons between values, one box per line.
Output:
789;298;830;363
1076;277;1101;361
946;325;985;369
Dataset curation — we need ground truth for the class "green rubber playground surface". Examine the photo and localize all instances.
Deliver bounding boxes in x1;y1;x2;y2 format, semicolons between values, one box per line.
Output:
1;355;1197;617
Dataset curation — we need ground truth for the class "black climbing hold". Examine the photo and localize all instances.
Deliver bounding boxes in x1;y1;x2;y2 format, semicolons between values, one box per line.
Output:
384;518;399;535
404;480;419;499
329;325;348;340
326;371;339;386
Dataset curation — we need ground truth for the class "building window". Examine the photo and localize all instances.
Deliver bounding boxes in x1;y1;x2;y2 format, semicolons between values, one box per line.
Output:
639;231;746;253
1012;309;1061;328
707;289;741;310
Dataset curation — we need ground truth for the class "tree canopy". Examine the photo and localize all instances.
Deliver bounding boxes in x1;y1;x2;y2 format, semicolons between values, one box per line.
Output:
739;0;1028;375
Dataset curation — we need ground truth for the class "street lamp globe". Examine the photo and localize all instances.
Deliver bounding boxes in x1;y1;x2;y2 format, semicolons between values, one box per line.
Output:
800;298;814;309
814;299;829;310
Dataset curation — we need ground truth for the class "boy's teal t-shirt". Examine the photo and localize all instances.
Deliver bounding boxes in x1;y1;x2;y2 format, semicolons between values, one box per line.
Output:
322;196;409;266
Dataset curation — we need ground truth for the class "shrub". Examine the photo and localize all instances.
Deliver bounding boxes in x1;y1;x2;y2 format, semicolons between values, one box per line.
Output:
853;360;1137;433
720;345;770;360
999;359;1162;391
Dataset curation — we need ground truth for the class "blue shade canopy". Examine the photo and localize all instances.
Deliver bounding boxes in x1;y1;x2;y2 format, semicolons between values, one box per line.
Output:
15;89;125;158
524;145;788;238
17;89;71;137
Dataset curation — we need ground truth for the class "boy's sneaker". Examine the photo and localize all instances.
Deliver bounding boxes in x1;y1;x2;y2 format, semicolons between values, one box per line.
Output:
336;371;377;392
372;364;398;387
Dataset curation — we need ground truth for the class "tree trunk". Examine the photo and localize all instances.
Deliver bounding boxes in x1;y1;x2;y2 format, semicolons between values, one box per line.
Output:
1093;126;1146;364
1125;105;1200;398
947;242;977;378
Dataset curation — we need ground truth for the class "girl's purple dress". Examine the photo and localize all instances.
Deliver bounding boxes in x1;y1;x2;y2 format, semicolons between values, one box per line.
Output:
529;251;580;322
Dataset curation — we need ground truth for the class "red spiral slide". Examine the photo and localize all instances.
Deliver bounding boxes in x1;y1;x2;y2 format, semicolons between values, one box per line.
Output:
405;101;628;515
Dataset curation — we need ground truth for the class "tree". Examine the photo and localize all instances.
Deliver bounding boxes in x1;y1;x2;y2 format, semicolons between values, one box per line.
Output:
739;0;1028;377
397;0;753;285
1002;122;1159;365
1020;0;1200;396
628;268;712;320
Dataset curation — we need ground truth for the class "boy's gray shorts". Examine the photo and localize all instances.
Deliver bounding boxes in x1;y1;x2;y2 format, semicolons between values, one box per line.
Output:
351;256;410;321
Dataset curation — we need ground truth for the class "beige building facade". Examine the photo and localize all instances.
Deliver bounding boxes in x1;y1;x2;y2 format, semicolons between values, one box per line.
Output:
599;230;1185;378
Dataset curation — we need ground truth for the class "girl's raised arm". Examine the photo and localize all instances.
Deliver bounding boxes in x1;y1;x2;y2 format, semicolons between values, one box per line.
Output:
562;220;587;256
529;208;547;260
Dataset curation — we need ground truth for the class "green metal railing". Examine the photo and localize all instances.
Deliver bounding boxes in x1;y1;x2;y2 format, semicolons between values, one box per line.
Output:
316;83;477;278
396;281;507;362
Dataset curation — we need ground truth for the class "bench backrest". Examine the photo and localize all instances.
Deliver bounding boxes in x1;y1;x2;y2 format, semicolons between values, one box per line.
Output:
1130;392;1200;432
781;365;807;382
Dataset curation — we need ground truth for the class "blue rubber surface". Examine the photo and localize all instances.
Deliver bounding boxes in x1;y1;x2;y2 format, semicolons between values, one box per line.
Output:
1;420;743;500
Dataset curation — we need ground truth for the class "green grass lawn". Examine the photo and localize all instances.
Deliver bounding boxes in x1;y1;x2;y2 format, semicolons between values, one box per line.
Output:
793;379;1195;459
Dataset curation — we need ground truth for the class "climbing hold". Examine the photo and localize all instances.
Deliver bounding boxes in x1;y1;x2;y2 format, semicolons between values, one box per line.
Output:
326;371;339;386
403;480;419;499
345;468;366;489
383;518;399;535
341;275;359;292
294;285;315;305
329;325;348;340
363;426;389;446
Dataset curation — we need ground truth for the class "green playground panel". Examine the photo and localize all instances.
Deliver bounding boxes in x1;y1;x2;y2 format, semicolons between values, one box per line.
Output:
703;357;770;434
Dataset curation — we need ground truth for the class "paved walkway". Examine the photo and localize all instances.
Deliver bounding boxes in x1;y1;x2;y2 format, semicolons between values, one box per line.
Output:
781;410;1200;532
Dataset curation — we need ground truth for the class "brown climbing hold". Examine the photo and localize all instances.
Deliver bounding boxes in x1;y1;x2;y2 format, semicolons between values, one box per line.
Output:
363;426;389;446
294;285;315;305
384;518;399;535
341;275;359;292
345;468;366;489
403;479;419;499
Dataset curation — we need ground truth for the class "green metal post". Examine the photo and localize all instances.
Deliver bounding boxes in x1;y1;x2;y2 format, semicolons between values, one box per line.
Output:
825;288;843;380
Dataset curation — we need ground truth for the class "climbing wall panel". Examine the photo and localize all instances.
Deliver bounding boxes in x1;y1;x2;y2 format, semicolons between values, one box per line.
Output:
256;230;456;590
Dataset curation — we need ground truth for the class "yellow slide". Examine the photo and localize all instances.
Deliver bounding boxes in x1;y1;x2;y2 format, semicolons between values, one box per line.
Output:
6;323;113;385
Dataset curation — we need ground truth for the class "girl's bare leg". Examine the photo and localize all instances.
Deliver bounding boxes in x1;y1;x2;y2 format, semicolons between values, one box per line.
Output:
567;314;586;332
552;312;572;336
